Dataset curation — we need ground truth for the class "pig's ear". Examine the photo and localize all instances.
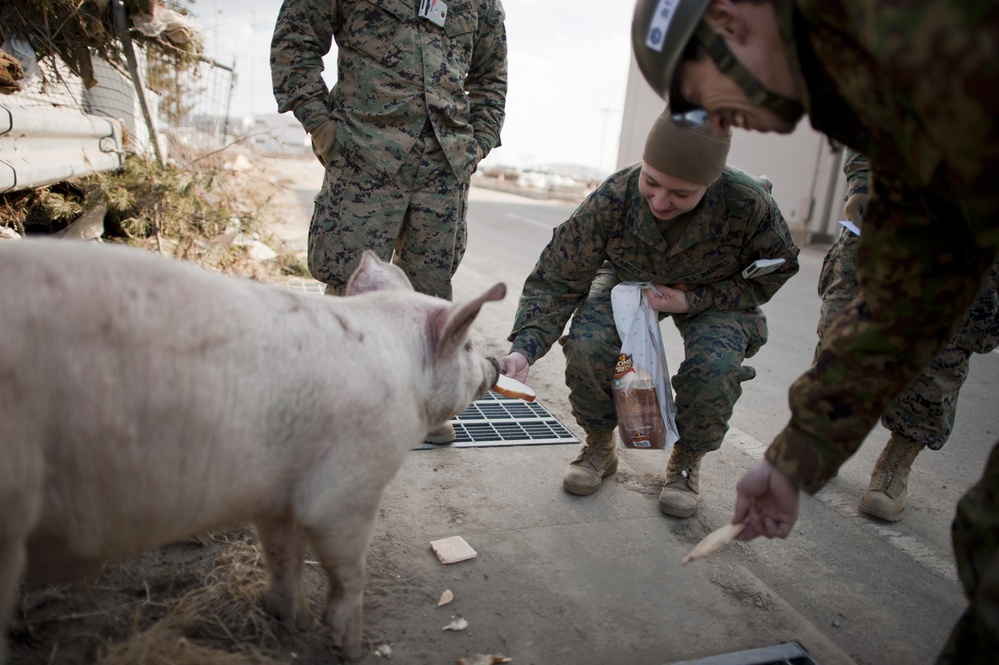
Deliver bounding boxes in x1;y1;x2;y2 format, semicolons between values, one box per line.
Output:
434;283;506;353
345;250;414;295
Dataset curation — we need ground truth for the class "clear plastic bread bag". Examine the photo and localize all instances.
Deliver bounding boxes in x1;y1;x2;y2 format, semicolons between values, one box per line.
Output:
610;282;679;450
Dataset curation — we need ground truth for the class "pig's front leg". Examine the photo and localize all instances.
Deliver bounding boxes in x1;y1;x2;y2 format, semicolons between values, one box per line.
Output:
256;518;310;628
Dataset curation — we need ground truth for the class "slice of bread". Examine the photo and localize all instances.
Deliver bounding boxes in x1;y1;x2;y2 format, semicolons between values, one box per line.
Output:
494;374;536;401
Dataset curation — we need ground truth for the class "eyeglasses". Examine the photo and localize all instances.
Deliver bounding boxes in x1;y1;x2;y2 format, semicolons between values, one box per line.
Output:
670;108;710;128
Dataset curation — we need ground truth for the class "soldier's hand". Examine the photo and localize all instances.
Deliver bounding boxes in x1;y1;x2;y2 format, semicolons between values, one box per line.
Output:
733;459;799;541
472;144;484;174
498;351;530;384
310;119;338;167
844;191;870;228
645;284;690;314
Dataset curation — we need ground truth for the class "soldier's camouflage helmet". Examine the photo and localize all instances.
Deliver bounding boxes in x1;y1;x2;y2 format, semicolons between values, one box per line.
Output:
632;0;804;128
631;0;710;104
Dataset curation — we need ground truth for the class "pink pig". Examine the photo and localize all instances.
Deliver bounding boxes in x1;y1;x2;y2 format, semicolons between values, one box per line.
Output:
0;240;503;661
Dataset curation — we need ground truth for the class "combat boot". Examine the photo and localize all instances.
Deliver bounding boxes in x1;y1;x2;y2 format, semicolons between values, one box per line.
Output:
426;421;456;444
659;446;706;518
859;434;924;521
562;431;618;496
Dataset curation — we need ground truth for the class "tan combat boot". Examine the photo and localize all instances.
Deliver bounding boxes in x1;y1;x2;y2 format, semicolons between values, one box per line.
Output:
859;434;923;521
562;431;618;495
426;421;457;445
659;446;706;518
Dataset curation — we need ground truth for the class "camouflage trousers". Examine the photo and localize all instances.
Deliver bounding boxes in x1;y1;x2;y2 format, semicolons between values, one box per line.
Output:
308;122;468;300
816;229;999;449
936;440;999;663
561;265;766;453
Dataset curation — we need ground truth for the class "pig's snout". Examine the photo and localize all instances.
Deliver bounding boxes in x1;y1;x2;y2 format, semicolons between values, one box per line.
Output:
485;357;500;390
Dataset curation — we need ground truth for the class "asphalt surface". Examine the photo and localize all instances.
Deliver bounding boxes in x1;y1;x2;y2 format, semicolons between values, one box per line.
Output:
262;155;999;665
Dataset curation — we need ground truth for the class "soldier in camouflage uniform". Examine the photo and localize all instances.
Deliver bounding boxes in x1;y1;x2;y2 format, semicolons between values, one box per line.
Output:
270;0;508;301
818;148;999;521
498;111;799;517
271;0;507;443
631;0;999;660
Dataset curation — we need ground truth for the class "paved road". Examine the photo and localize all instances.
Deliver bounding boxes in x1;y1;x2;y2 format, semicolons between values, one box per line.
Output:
267;158;999;663
453;185;999;663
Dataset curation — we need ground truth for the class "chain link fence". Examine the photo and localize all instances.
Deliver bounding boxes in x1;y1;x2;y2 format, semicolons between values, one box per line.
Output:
147;52;237;166
11;38;236;167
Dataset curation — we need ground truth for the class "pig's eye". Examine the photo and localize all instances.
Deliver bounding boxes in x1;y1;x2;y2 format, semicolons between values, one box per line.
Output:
464;341;473;352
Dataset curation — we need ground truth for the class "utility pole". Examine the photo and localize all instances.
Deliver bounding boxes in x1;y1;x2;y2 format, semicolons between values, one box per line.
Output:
598;107;618;174
249;12;256;119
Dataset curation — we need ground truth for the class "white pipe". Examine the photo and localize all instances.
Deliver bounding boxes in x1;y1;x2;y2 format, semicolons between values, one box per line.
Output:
0;101;124;193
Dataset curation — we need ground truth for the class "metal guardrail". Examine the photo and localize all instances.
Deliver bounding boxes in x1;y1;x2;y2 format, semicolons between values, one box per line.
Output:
0;101;123;194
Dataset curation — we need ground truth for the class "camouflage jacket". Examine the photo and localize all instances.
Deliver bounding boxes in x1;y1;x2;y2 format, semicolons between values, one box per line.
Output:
507;163;800;364
841;148;868;201
844;148;999;355
271;0;508;179
765;0;999;493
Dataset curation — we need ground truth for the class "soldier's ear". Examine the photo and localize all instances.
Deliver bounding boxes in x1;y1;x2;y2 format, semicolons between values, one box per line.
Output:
703;0;746;43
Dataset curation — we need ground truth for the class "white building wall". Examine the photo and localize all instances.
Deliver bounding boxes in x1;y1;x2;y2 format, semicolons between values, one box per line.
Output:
616;54;847;244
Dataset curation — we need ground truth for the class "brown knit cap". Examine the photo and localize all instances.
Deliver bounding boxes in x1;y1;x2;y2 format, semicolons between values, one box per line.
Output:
642;108;731;184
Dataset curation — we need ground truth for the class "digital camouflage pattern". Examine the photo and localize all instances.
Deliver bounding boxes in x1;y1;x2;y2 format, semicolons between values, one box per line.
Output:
761;0;999;492
815;150;999;449
271;0;507;179
752;2;999;658
507;164;799;450
938;441;999;664
270;0;507;296
309;122;468;298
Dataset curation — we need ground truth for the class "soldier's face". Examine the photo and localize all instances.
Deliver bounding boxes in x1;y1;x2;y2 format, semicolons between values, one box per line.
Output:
675;58;796;135
675;1;800;135
638;164;708;221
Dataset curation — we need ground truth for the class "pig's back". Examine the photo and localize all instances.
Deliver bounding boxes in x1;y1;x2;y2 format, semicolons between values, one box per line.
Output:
0;240;413;568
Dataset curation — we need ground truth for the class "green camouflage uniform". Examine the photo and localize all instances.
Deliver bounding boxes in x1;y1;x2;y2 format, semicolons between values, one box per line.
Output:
507;163;799;454
270;0;508;298
815;149;999;449
761;2;999;659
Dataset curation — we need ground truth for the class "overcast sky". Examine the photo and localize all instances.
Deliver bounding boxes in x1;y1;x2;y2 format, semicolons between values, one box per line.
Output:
187;0;634;174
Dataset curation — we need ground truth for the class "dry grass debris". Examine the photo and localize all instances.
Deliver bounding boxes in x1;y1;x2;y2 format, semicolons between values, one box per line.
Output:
0;149;310;282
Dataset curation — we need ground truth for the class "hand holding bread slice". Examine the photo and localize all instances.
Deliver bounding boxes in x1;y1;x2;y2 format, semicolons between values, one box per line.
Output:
682;522;745;565
493;373;536;401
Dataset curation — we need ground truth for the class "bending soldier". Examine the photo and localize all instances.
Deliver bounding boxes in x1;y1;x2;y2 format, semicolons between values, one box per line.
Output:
499;110;799;517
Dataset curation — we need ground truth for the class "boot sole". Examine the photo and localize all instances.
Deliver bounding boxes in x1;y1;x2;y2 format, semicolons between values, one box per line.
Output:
563;459;618;496
859;502;904;522
658;486;698;517
658;499;698;518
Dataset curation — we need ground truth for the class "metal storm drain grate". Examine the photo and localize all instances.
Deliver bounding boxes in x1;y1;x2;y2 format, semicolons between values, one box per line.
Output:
283;279;326;295
416;391;579;449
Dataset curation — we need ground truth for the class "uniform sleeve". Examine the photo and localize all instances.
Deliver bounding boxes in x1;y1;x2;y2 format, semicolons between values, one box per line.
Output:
685;185;800;316
466;0;508;156
764;173;996;493
507;189;619;364
842;148;870;199
270;0;338;133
